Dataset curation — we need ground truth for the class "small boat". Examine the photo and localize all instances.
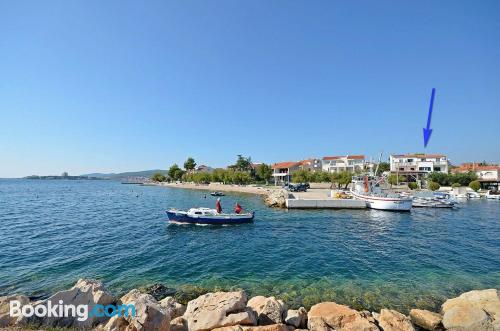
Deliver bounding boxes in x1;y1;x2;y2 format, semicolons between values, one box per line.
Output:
412;197;456;208
350;176;412;211
166;208;254;225
210;192;225;197
467;192;481;199
486;190;500;200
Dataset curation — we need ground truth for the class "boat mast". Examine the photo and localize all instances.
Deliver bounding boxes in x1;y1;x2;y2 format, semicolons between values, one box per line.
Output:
374;151;383;176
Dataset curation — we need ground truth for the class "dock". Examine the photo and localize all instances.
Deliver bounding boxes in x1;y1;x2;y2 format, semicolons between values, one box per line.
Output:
285;189;367;209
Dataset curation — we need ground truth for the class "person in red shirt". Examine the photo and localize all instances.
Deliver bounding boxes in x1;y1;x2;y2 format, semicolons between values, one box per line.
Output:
234;203;242;214
216;198;222;214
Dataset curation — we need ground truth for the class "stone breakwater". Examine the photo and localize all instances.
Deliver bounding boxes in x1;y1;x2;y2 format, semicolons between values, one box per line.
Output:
0;279;499;331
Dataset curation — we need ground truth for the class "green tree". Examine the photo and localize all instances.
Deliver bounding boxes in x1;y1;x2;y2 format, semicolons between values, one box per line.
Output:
338;171;353;189
451;171;477;186
469;180;481;192
211;168;225;183
428;181;440;191
151;172;166;182
408;182;418;190
292;169;310;183
376;162;390;176
427;172;450;186
256;164;273;184
183;157;197;172
388;174;406;186
233;155;252;171
168;164;185;181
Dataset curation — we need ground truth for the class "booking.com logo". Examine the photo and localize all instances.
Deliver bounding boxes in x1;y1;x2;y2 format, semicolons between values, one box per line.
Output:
10;300;136;321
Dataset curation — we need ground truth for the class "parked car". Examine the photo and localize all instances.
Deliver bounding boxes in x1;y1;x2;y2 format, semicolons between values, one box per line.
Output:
286;183;308;192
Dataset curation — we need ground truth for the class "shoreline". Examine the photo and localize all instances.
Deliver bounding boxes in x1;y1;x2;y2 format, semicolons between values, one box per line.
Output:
1;279;498;331
147;181;278;196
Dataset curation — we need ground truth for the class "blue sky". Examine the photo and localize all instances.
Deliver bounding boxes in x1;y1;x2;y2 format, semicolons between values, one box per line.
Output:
1;1;499;177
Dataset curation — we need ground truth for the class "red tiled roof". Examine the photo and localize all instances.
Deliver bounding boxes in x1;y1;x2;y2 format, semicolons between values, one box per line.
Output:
323;155;365;160
453;165;500;173
272;161;300;169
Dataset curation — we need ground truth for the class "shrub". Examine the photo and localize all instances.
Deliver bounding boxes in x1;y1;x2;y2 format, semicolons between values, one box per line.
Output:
151;172;166;182
428;181;440;191
469;180;481;192
452;182;461;188
408;182;418;190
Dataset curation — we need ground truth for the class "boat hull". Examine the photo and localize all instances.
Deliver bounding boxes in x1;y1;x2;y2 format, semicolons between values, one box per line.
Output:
166;210;254;225
351;192;412;211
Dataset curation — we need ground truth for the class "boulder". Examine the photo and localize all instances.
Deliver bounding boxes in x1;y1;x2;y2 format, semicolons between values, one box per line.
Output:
141;283;176;301
264;190;288;208
183;291;251;331
378;309;414;331
409;309;443;331
441;289;499;330
247;296;286;325
241;324;289;331
285;307;307;328
19;279;115;329
170;316;188;331
307;302;379;331
160;296;186;319
0;294;30;327
118;289;170;331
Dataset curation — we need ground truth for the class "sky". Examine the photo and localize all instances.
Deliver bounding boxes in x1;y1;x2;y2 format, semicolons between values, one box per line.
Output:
1;1;499;177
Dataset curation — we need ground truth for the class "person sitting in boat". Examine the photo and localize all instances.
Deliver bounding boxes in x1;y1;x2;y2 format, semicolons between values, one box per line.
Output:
234;203;242;214
216;198;222;214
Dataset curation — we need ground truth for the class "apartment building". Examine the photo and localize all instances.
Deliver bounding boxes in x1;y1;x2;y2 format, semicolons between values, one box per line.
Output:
390;154;449;174
321;155;365;173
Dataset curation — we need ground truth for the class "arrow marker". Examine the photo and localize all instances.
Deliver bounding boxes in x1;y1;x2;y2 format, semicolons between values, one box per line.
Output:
423;88;436;148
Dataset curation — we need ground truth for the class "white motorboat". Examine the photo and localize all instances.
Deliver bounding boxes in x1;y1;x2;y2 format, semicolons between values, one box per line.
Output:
467;192;482;199
412;192;456;208
486;190;500;200
350;176;412;211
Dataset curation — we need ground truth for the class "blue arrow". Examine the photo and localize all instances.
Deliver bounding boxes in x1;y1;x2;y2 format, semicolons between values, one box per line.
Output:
423;88;436;148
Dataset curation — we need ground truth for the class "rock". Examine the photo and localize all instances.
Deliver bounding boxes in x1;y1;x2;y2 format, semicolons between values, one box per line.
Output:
0;295;30;327
247;296;287;325
378;309;414;331
212;326;244;331
183;290;250;331
264;190;288;208
170;316;188;331
441;289;499;330
409;309;443;331
100;314;129;331
159;296;186;319
241;324;289;331
19;278;115;329
285;307;307;328
118;289;170;331
307;302;379;331
141;283;176;301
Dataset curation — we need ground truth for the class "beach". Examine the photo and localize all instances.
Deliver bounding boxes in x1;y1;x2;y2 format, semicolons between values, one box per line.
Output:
149;181;277;196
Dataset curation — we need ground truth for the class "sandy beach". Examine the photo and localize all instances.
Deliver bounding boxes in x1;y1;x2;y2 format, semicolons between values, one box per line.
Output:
149;181;277;196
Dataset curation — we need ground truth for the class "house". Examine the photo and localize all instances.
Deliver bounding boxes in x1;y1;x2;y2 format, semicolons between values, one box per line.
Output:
298;159;322;172
321;155;365;173
390;154;449;178
271;161;301;185
452;163;500;191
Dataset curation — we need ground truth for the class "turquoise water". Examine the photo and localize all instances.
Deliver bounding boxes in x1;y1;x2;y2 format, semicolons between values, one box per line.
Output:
1;179;498;313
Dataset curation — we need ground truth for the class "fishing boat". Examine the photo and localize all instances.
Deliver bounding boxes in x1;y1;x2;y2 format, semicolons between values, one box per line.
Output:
210;192;225;197
166;208;254;225
350;175;413;211
486;190;500;200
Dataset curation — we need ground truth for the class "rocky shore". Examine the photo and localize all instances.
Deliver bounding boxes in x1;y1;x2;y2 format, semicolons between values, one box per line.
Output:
1;279;498;331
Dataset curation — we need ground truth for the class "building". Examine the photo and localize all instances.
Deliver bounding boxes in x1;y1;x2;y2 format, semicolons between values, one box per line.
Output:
271;161;301;185
321;155;365;173
298;158;322;172
452;163;500;191
390;154;449;179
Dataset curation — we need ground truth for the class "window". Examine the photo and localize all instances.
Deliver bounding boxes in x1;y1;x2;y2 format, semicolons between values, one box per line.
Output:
410;168;415;171
435;167;441;171
407;159;414;162
399;167;404;171
419;167;431;171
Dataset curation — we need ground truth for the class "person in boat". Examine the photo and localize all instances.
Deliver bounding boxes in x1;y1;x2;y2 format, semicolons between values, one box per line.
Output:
234;202;242;214
216;198;222;214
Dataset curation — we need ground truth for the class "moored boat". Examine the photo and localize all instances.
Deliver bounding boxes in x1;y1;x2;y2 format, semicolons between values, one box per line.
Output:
210;192;225;197
486;190;500;200
166;207;254;225
350;176;413;211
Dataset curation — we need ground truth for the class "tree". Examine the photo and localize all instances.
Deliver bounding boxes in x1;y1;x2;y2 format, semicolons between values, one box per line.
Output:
388;174;406;186
428;181;440;191
469;180;481;192
151;172;166;182
427;172;450;186
168;164;185;181
184;157;197;172
292;169;310;183
337;171;353;189
451;171;477;186
376;162;390;176
233;155;252;171
256;164;273;184
408;182;418;190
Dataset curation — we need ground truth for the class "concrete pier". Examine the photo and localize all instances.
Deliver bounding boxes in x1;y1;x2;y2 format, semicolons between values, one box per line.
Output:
286;198;366;209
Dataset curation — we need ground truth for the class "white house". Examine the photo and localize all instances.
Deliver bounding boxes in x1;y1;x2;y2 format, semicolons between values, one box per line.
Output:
271;161;301;185
321;155;365;173
390;154;449;174
452;163;500;191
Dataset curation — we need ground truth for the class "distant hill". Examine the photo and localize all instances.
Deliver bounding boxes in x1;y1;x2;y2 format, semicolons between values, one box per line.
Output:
80;170;168;180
